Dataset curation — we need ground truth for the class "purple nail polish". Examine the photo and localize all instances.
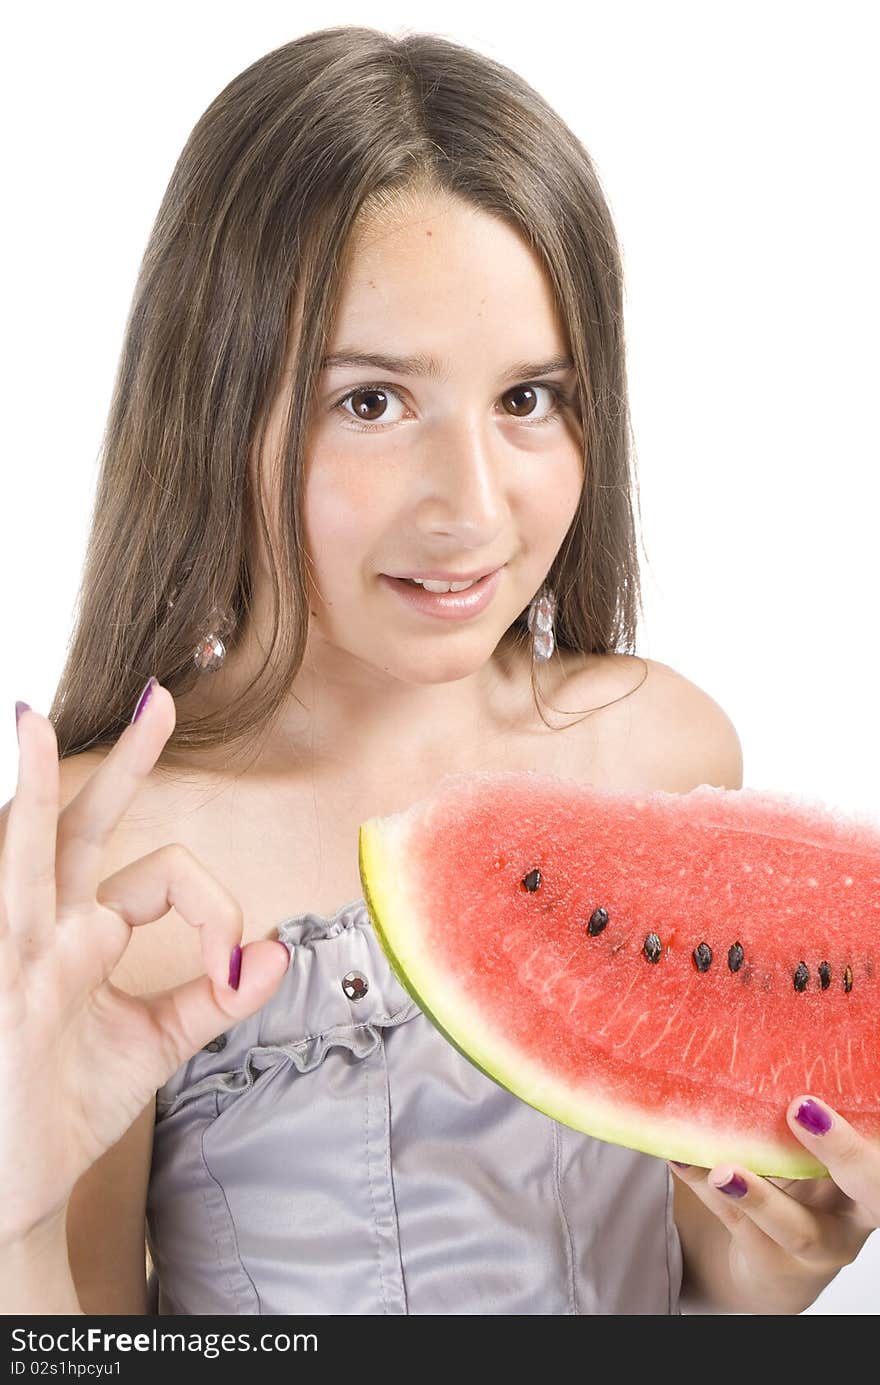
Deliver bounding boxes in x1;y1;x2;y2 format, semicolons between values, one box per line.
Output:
716;1173;748;1198
131;676;158;724
15;702;31;739
228;944;242;991
796;1098;832;1136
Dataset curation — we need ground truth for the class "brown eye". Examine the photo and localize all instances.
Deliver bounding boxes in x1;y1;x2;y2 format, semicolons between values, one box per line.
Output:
501;383;566;426
336;384;409;429
348;387;392;422
504;384;541;417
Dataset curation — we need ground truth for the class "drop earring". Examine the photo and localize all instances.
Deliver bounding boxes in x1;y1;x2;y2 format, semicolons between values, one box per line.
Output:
166;568;235;673
193;604;234;671
527;584;557;661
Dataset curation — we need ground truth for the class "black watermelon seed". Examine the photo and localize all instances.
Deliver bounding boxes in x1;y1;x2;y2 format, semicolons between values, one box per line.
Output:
588;907;609;936
728;941;744;973
818;961;831;990
643;932;662;963
844;965;853;993
522;869;541;892
693;942;713;973
793;962;809;993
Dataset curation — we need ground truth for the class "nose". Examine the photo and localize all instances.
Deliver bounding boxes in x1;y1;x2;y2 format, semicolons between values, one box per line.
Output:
416;416;506;544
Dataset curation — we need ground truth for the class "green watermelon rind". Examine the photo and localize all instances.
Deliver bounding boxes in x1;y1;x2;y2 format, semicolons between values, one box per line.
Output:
358;816;829;1181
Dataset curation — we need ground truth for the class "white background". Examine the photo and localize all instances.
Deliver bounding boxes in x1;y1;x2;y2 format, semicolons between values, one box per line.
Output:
2;1;878;1314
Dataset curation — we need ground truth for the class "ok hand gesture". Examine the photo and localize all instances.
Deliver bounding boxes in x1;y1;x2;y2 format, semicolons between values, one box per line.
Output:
0;680;291;1248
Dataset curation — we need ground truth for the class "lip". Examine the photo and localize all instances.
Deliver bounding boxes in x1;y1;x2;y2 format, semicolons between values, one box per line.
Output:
380;566;504;620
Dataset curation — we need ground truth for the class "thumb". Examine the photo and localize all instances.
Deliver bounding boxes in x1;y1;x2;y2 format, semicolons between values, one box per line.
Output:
142;938;292;1078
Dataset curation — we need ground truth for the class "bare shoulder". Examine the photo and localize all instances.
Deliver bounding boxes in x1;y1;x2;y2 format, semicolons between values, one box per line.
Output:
636;655;744;792
557;652;744;793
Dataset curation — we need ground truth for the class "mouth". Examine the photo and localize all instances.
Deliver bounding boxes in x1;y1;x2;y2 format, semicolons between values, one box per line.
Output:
379;566;505;620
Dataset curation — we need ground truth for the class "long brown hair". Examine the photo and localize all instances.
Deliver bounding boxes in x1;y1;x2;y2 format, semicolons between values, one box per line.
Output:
48;25;647;779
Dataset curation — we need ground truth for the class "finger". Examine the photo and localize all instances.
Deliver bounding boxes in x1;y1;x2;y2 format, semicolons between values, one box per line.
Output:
55;678;176;913
670;1160;854;1269
0;706;60;957
787;1095;880;1230
93;843;250;991
143;938;292;1076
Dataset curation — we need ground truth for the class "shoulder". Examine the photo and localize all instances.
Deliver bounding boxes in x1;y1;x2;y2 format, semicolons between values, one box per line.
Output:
559;652;744;793
638;656;743;791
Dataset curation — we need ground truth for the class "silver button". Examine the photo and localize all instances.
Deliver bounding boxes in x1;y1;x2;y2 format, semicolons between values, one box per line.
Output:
203;1034;227;1052
342;971;369;1001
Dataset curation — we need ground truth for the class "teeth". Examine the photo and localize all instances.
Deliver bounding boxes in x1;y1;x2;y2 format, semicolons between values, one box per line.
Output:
408;577;478;593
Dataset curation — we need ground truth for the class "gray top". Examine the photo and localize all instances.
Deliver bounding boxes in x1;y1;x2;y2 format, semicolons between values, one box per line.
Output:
145;898;683;1315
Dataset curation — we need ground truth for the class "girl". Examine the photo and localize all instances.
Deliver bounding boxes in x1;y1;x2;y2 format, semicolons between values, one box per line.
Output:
1;26;877;1317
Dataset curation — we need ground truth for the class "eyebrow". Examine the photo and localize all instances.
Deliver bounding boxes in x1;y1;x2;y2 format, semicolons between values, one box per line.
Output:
320;349;576;383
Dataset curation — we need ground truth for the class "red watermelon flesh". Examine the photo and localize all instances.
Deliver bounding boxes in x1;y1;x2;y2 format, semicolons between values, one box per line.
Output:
357;770;880;1178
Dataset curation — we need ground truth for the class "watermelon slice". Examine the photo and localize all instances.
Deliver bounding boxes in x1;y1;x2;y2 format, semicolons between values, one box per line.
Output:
357;771;880;1178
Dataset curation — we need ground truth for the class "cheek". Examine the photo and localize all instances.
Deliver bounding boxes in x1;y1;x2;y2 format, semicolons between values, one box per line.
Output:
512;446;584;541
302;461;384;605
304;457;375;546
563;469;586;530
557;437;587;525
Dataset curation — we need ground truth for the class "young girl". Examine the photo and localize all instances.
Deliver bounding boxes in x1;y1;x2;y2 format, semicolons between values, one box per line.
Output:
2;26;877;1317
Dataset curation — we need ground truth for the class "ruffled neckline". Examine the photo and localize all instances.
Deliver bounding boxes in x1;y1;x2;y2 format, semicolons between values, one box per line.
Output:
156;892;418;1117
275;895;370;945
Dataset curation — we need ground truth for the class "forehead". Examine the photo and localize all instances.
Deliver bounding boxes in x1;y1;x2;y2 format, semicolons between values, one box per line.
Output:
332;192;569;357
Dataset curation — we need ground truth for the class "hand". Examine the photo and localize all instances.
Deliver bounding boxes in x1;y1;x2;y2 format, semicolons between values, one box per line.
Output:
0;685;291;1246
670;1095;880;1314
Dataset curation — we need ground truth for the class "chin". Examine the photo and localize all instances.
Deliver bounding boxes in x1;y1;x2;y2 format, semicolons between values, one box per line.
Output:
386;643;496;685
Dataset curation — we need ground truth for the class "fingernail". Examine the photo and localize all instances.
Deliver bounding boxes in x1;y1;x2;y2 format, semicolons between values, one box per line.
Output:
131;676;158;724
795;1098;832;1136
714;1173;748;1198
671;1162;690;1170
228;944;242;991
15;702;31;741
